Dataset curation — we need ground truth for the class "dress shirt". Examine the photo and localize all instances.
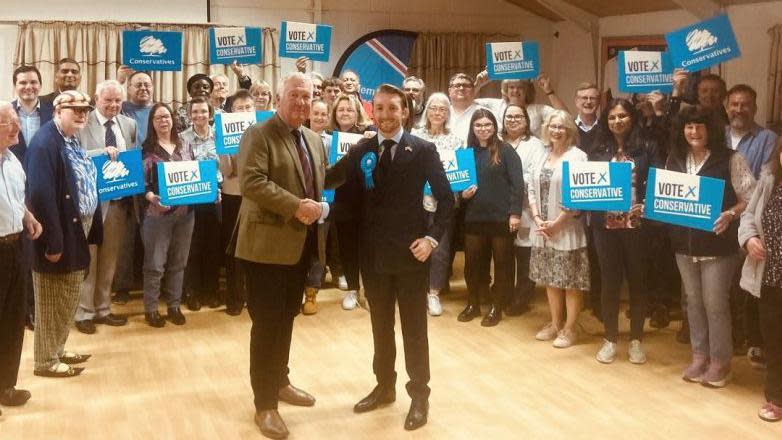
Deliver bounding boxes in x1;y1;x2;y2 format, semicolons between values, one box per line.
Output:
94;111;127;150
0;149;26;236
14;99;41;145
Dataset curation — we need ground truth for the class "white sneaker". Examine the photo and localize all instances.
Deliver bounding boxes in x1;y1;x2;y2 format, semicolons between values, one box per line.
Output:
427;293;443;316
342;290;358;310
535;322;559;341
596;339;617;364
552;328;577;348
628;339;647;364
338;276;349;291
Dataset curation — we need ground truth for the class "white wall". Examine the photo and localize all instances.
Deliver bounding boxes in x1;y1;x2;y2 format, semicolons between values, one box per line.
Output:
553;1;782;124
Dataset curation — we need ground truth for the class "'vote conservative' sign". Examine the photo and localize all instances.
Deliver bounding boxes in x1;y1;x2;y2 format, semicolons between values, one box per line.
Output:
279;21;333;62
618;51;674;94
562;161;633;212
485;41;540;80
122;30;183;71
214;110;275;155
424;148;477;195
157;160;219;206
643;168;725;232
209;27;263;65
665;14;741;72
329;131;365;163
93;149;146;202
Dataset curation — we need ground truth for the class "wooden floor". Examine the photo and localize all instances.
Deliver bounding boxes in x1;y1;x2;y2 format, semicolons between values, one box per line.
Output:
3;266;781;439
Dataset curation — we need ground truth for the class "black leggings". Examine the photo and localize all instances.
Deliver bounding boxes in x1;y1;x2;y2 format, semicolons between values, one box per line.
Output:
464;233;515;306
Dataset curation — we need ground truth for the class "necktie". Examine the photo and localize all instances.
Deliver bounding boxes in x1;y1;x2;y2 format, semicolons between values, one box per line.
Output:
291;129;315;199
104;119;117;148
376;139;395;184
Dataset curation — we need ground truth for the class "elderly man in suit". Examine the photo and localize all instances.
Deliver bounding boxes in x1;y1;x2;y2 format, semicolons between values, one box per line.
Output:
327;84;454;431
231;72;330;440
73;80;136;334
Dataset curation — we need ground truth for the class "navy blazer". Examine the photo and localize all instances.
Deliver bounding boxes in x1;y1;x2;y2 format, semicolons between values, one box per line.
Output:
326;131;454;274
10;99;54;161
25;120;103;273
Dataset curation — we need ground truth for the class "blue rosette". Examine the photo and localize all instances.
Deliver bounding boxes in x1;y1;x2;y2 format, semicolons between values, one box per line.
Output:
360;151;378;189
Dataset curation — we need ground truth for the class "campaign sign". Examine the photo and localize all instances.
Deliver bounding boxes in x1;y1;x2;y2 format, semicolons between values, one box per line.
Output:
644;168;725;232
485;41;540;80
279;21;332;62
122;30;182;71
214;110;274;155
158;160;219;206
329;131;365;162
92;149;145;202
618;51;674;94
665;14;741;72
424;148;477;195
561;161;632;212
209;27;263;65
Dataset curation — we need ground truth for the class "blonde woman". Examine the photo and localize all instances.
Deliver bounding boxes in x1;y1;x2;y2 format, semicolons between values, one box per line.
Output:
249;81;274;111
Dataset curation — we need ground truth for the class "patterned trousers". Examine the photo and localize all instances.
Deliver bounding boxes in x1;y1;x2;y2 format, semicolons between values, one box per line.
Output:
33;270;85;370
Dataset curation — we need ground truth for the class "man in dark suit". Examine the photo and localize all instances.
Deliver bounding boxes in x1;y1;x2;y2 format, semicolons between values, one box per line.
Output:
230;72;330;440
39;58;82;107
327;84;454;431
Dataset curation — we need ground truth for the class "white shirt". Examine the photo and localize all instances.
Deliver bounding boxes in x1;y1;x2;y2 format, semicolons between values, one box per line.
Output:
95;111;127;150
730;131;743;150
0;149;26;236
449;102;486;142
575;115;598;133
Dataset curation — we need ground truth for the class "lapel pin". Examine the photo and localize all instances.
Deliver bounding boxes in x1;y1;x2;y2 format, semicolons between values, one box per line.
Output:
405;146;412;152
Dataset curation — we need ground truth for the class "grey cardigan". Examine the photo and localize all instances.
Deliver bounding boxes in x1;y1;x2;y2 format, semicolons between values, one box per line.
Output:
738;169;776;297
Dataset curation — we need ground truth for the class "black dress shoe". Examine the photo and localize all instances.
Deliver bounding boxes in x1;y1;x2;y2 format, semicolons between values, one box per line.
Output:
480;306;502;327
457;304;481;322
94;313;128;326
0;387;31;406
207;296;222;309
650;305;671;329
75;320;96;334
278;384;316;406
112;290;131;305
404;399;428;431
167;308;186;325
145;311;166;328
225;305;242;316
186;296;201;311
354;385;396;413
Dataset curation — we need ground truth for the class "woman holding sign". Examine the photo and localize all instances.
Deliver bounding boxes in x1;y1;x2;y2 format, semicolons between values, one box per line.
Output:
141;103;195;328
667;107;755;387
588;99;655;364
457;109;523;327
412;93;464;316
739;139;782;421
528;110;590;348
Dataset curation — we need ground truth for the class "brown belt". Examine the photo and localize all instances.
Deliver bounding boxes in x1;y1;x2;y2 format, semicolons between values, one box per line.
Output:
0;232;21;243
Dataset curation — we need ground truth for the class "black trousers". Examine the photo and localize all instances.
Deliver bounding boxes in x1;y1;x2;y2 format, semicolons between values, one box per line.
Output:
0;239;25;389
464;232;515;306
185;205;222;300
222;194;245;310
514;246;535;304
362;267;430;400
760;284;782;405
586;225;603;314
645;222;680;308
592;226;647;342
746;294;763;347
336;220;361;290
244;232;315;411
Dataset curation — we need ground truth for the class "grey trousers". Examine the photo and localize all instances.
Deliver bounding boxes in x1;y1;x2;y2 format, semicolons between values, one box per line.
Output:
676;253;740;363
142;212;194;313
33;270;85;370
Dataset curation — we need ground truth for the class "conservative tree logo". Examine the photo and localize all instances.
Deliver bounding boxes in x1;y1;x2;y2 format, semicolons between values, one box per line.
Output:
139;36;167;56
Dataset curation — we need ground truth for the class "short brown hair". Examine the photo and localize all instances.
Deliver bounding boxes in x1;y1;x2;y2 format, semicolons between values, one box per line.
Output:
727;84;757;104
374;84;408;110
576;82;599;93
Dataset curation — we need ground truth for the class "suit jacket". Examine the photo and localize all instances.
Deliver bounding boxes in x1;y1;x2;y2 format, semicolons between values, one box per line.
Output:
26;120;103;273
10;99;54;160
326;132;454;274
78;111;139;222
230;114;328;265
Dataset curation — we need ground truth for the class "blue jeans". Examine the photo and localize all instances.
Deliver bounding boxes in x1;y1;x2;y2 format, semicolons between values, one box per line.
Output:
142;212;195;313
427;212;453;291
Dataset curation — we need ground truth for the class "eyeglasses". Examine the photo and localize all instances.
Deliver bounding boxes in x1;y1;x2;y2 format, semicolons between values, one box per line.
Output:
428;106;448;114
450;83;473;90
62;107;90;114
548;125;566;132
504;114;525;121
473;123;494;129
131;82;152;89
577;96;599;102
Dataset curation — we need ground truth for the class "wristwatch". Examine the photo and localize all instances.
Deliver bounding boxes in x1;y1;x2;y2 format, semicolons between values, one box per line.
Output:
424;236;438;249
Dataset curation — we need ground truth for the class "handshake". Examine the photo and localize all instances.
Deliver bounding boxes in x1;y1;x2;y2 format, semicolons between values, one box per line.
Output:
295;198;323;225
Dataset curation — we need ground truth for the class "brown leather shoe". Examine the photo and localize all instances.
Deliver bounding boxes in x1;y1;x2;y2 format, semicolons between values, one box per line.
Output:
254;409;289;439
302;288;318;315
278;384;316;407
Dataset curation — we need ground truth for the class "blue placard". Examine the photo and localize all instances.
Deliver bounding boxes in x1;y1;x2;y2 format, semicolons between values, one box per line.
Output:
485;41;540;80
92;149;145;202
644;168;725;232
214;110;274;155
425;148;477;195
618;51;674;94
561;161;633;212
209;27;263;65
665;14;741;72
122;30;182;71
157;160;219;206
279;21;333;62
329;131;365;164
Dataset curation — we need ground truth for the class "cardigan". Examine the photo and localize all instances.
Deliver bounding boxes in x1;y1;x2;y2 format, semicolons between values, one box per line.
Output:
738;169;776;297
